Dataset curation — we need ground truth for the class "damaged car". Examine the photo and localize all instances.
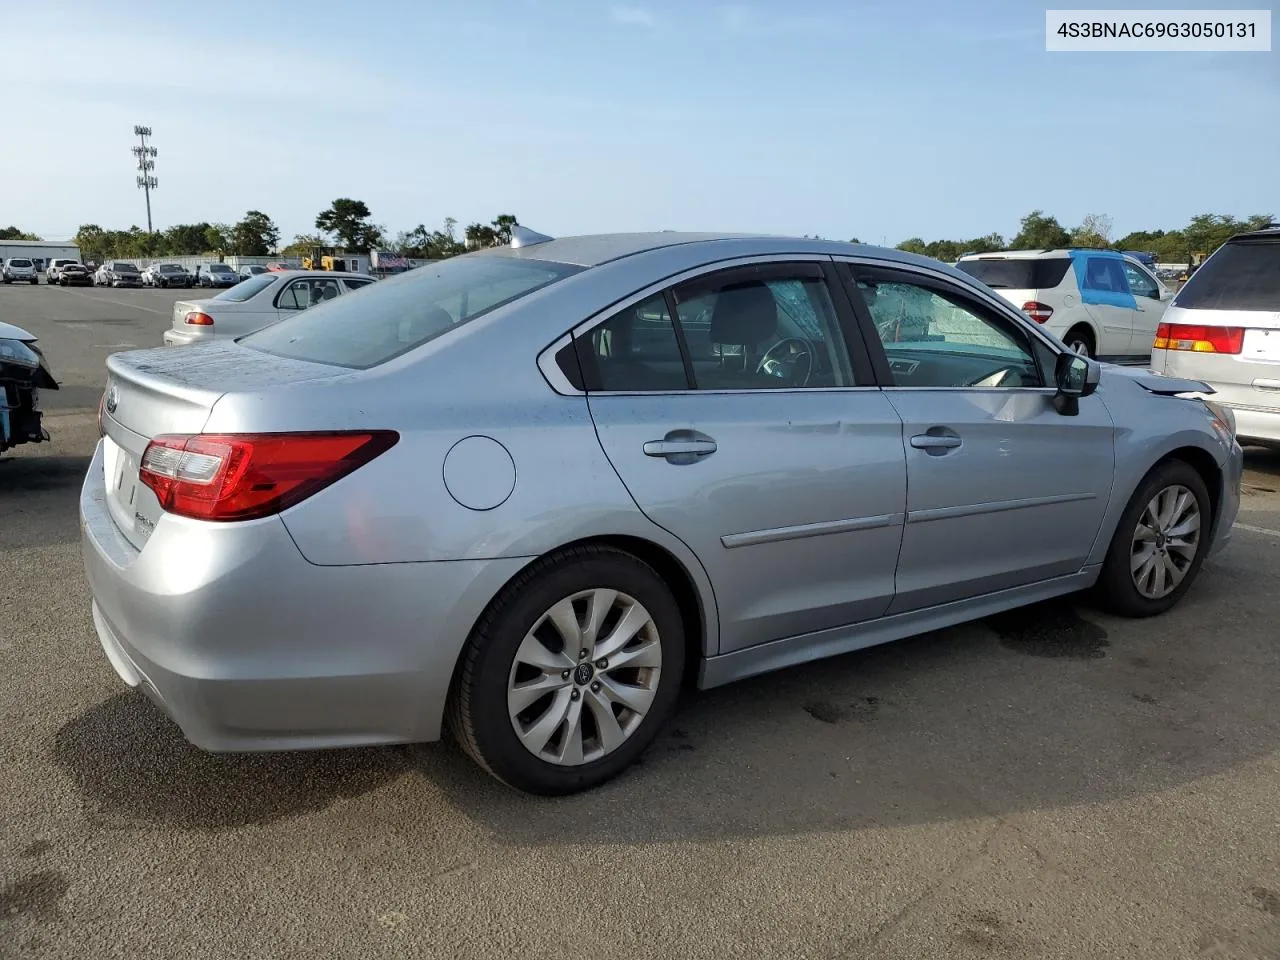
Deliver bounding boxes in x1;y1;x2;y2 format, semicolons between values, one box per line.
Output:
0;321;59;454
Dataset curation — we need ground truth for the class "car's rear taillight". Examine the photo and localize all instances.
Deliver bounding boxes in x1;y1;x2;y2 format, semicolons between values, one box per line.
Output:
1021;301;1053;323
139;431;399;521
1153;322;1244;354
184;311;214;326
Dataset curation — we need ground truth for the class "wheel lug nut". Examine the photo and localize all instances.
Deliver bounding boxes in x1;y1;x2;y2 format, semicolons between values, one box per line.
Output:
579;649;589;660
571;689;580;701
590;682;601;693
596;658;608;669
561;670;570;680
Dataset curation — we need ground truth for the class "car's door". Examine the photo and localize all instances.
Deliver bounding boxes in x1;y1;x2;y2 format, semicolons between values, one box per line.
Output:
836;259;1115;614
274;277;338;321
1073;253;1139;358
1119;257;1168;356
576;258;907;654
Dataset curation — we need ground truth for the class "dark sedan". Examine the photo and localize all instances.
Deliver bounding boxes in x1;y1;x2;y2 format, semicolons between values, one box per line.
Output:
58;263;93;286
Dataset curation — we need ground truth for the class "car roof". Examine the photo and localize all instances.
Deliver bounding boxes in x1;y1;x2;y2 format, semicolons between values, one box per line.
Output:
476;230;976;277
957;248;1132;261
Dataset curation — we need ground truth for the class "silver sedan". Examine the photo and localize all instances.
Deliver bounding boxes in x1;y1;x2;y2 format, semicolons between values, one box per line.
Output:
81;230;1243;794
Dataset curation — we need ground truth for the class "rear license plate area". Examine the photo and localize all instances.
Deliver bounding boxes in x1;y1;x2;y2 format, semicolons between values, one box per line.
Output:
1242;329;1279;362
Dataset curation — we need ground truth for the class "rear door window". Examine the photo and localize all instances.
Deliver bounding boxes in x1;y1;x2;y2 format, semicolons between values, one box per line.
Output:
1174;239;1280;311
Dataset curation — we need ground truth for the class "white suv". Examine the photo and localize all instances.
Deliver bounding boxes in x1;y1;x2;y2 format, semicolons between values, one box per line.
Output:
2;257;38;284
45;258;78;285
955;249;1171;362
1150;224;1280;448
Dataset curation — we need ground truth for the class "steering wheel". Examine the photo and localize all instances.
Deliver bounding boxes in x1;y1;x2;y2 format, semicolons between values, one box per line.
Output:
757;337;816;386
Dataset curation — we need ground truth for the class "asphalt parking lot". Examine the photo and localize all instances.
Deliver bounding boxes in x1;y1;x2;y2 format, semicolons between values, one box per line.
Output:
3;283;1280;960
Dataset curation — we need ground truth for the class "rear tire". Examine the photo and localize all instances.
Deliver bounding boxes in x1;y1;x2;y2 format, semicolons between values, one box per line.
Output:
448;546;685;795
1064;325;1095;358
1094;459;1212;617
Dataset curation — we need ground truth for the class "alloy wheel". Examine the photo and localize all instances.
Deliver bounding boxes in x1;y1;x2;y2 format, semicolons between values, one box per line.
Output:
507;588;663;766
1130;484;1201;599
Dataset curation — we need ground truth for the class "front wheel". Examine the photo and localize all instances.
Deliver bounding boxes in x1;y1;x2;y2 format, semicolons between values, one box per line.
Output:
448;546;685;795
1094;459;1212;617
1064;325;1095;358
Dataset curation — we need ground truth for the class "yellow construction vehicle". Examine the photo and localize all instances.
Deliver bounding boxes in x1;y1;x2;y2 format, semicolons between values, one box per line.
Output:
300;252;354;272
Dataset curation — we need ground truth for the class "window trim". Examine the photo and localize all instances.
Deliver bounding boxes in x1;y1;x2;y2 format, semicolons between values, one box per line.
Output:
832;257;1064;392
536;254;880;397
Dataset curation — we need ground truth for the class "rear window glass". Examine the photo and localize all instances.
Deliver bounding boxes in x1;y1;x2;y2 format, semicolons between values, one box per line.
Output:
242;255;584;369
213;274;277;301
1174;240;1280;311
955;257;1071;291
8;258;32;267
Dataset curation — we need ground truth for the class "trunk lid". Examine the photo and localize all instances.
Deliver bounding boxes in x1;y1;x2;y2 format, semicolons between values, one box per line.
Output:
98;343;346;549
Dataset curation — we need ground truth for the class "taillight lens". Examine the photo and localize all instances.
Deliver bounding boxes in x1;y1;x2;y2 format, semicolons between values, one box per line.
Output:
184;311;214;326
139;431;399;522
1021;301;1053;323
1153;322;1244;354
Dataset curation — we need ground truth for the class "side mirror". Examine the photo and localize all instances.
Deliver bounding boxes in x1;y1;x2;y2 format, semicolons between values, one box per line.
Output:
1052;351;1100;416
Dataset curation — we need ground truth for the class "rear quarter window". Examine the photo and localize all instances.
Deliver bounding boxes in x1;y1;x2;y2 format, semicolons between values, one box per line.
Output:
241;255;584;369
1174;240;1280;311
955;258;1072;291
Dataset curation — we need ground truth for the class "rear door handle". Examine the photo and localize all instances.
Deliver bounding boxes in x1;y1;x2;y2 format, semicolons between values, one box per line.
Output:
909;434;961;450
643;439;717;457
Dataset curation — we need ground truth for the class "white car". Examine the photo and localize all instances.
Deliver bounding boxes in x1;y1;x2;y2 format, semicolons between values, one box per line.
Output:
1150;222;1280;448
2;257;38;284
45;258;78;285
162;270;375;345
955;249;1172;362
94;261;143;287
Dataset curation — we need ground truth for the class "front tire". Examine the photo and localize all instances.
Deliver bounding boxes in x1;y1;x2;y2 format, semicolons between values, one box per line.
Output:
448;546;685;795
1064;325;1095;358
1094;459;1212;617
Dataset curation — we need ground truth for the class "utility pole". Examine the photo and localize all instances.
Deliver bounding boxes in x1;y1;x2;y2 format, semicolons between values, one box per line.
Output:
132;125;158;233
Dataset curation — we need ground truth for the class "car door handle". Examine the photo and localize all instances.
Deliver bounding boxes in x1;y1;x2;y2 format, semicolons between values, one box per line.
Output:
643;439;717;457
909;434;961;450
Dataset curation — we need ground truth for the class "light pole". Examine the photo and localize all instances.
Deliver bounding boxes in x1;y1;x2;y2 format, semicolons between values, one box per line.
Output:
132;125;158;233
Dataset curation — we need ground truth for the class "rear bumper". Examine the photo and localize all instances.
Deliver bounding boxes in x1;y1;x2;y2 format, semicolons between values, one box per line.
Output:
79;439;530;751
161;328;206;346
1228;405;1280;445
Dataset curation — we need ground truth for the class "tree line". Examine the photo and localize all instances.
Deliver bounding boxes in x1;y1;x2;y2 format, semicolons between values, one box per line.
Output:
896;211;1275;263
7;207;1272;265
2;200;523;263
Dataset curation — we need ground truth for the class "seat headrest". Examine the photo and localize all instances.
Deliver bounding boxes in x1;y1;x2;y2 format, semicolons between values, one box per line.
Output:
709;281;778;346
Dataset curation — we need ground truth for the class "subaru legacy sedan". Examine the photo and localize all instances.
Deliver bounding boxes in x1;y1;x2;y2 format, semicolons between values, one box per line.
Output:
81;230;1242;795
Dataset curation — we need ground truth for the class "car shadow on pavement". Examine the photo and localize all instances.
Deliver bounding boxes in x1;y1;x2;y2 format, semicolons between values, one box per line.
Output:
48;536;1279;843
52;693;417;831
417;552;1280;845
1242;445;1280;485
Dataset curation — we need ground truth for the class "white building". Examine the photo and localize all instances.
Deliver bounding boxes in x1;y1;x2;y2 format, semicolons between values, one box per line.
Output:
0;238;81;265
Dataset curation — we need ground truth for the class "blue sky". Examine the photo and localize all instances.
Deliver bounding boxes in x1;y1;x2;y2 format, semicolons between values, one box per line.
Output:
1;0;1276;246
